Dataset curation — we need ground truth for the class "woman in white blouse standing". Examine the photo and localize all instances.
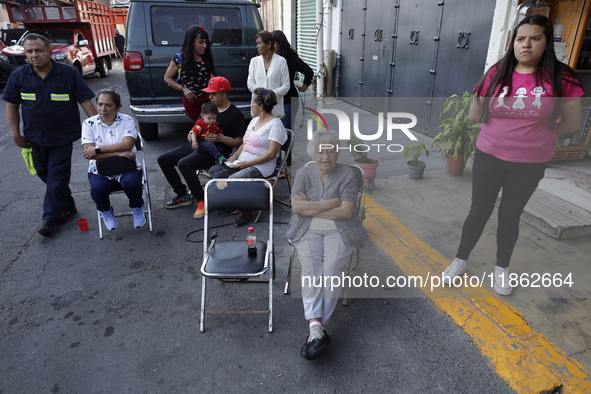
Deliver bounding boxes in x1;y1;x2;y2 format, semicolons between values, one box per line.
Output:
247;30;290;119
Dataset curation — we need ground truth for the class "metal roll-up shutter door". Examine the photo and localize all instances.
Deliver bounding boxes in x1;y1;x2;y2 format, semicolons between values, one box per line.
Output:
296;0;316;72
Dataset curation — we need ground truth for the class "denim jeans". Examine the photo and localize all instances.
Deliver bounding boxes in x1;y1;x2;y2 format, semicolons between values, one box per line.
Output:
88;170;144;212
197;140;223;160
456;148;547;267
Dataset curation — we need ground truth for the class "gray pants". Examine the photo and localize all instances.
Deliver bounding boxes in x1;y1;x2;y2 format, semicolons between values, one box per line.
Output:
207;163;263;179
296;229;355;326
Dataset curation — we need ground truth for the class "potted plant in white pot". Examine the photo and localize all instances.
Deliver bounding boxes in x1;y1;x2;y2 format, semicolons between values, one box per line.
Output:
431;92;480;176
347;135;379;186
403;142;430;180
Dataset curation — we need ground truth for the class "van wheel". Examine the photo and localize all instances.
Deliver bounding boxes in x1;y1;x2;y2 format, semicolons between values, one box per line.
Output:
98;58;109;78
74;63;83;76
139;122;158;140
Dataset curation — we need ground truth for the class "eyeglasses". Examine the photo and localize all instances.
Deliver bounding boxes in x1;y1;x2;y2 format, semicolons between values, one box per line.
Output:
315;150;338;157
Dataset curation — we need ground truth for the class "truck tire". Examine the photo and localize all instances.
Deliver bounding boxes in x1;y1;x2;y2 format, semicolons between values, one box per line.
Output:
139;122;158;140
98;58;108;78
74;63;83;76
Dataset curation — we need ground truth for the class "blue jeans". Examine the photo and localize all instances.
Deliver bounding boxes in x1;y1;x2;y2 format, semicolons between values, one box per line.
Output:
456;148;547;268
280;100;298;167
281;99;300;130
197;140;223;160
88;170;144;212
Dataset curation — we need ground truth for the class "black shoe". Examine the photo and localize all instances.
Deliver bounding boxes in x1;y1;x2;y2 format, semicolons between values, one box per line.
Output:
56;207;77;225
218;209;240;217
307;331;331;358
234;211;252;227
36;220;56;237
300;340;317;360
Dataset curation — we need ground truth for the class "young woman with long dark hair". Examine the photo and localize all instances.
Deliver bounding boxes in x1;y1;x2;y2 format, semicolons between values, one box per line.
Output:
442;15;584;296
164;25;216;123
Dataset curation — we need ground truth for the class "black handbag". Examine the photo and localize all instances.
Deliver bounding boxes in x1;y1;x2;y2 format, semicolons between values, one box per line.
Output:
96;156;137;177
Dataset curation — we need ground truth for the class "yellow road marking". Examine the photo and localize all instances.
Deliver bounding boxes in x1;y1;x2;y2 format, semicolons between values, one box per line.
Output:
363;195;591;393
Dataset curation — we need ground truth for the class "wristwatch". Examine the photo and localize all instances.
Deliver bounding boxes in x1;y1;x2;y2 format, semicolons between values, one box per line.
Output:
95;146;101;155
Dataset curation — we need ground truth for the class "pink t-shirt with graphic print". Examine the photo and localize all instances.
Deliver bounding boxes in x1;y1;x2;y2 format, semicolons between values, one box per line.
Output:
475;67;584;163
237;117;287;177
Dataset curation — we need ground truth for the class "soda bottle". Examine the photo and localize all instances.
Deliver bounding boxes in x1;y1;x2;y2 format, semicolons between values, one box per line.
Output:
247;227;257;256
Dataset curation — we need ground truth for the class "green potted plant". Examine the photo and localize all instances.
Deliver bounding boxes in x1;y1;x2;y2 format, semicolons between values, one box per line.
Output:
431;92;481;176
355;205;371;222
403;142;430;180
347;135;379;186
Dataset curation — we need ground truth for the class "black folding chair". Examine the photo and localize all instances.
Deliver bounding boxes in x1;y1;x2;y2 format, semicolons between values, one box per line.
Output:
96;133;153;239
200;178;274;332
254;128;293;222
269;128;294;205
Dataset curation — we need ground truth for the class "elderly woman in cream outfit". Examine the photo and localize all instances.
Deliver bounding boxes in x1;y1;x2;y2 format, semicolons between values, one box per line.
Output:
290;130;367;360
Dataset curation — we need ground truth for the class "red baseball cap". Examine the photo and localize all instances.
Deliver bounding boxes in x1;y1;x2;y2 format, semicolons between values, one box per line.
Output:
202;76;232;93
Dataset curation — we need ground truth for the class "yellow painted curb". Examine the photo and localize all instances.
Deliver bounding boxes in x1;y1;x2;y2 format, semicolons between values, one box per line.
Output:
363;195;591;393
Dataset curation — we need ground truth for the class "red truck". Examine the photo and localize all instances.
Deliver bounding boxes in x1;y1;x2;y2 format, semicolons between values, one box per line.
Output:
0;0;116;79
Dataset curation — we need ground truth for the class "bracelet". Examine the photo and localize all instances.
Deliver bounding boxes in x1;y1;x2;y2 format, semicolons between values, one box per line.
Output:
181;86;186;92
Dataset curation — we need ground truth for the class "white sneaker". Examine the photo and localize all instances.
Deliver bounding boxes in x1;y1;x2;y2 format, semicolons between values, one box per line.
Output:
494;266;512;296
100;206;118;230
443;257;467;285
132;205;146;228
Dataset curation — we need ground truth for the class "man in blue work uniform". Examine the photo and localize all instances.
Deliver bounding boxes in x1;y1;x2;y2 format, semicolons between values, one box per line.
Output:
3;33;97;237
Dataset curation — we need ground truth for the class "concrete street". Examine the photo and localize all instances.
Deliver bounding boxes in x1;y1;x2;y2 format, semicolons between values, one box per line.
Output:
0;60;589;393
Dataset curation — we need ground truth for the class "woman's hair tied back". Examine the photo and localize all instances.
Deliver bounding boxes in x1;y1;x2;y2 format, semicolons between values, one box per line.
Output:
96;88;122;108
254;87;277;113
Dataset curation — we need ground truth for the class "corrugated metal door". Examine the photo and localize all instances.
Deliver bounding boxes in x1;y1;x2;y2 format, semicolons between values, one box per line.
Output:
296;0;317;71
337;0;493;136
339;0;366;106
360;0;394;114
388;0;442;134
427;0;495;136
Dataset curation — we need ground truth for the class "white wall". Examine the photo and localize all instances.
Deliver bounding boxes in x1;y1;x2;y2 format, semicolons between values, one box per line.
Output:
279;0;341;55
326;0;340;54
260;0;282;32
1;4;10;30
484;0;517;72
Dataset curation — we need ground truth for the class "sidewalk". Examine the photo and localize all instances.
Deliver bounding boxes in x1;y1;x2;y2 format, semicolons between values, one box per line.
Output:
290;97;591;391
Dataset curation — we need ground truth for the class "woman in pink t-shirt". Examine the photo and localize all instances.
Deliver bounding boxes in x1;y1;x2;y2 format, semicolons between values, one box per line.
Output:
443;15;584;296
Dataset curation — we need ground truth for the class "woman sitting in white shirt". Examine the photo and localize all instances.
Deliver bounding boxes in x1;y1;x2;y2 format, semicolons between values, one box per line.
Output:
208;88;287;226
81;88;145;231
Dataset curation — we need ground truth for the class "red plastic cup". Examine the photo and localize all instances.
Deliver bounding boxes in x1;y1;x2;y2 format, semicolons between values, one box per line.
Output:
77;218;88;232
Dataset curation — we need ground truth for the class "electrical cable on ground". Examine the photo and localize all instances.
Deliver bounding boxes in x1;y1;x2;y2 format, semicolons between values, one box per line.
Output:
185;220;290;243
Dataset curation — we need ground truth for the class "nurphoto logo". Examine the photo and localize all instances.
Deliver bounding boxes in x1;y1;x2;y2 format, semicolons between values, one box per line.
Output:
305;108;418;154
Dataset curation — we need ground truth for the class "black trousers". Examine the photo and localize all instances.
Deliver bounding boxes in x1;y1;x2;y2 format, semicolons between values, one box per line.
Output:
456;148;547;268
157;143;215;202
30;142;76;221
